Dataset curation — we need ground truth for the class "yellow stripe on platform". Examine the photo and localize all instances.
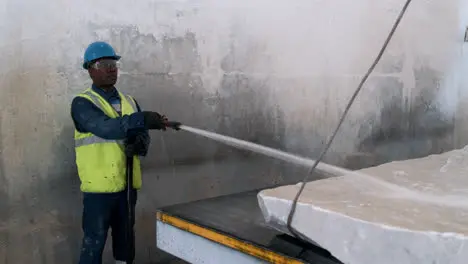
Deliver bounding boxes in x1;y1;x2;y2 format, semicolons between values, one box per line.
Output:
156;212;304;264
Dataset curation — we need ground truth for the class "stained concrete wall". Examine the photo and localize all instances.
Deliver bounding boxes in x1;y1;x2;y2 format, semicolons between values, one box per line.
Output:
0;0;466;263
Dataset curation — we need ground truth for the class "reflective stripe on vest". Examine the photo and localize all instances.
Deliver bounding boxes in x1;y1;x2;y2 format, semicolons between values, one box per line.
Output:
82;90;105;111
75;136;124;148
125;94;138;112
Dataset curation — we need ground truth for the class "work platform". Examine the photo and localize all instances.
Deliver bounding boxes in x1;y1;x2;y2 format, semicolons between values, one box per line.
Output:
156;189;344;264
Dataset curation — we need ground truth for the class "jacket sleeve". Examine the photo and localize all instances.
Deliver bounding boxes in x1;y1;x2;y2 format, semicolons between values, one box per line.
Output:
71;96;147;140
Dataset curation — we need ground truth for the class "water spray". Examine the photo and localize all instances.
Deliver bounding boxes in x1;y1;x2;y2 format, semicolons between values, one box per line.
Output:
177;125;350;177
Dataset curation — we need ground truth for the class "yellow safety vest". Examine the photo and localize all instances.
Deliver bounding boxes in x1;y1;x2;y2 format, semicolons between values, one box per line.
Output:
74;88;142;193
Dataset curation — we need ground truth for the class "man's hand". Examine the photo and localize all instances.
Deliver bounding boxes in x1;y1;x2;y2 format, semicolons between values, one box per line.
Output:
134;132;150;156
125;133;150;157
142;111;166;130
142;111;181;131
125;141;136;157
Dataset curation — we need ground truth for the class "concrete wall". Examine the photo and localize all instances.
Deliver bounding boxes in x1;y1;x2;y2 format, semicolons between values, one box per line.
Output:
0;0;466;263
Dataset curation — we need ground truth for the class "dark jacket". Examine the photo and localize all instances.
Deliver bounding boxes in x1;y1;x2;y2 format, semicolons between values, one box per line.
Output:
70;85;150;156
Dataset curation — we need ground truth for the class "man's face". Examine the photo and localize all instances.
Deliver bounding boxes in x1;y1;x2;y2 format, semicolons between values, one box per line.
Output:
89;58;119;87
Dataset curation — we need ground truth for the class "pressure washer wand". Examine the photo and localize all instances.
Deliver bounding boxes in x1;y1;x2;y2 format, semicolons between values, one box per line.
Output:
164;121;182;131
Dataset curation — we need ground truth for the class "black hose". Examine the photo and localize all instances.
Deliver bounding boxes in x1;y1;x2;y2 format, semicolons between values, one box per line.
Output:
285;0;414;237
125;141;135;264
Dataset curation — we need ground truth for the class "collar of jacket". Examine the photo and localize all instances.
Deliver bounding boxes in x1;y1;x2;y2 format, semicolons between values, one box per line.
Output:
91;84;120;103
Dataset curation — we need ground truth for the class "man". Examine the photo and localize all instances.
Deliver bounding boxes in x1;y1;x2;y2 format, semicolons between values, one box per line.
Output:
70;41;180;264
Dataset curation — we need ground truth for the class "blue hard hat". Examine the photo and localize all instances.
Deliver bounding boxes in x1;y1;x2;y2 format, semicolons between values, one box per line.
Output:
83;41;121;69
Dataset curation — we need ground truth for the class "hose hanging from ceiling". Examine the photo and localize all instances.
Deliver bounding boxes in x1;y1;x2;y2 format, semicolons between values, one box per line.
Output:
285;0;415;238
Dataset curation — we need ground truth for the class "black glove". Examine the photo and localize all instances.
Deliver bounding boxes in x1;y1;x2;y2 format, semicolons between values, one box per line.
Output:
142;111;166;130
133;133;150;156
125;142;135;157
125;133;150;157
125;134;137;157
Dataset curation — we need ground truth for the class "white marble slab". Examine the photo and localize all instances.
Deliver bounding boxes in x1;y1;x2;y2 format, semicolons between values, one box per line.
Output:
258;146;468;264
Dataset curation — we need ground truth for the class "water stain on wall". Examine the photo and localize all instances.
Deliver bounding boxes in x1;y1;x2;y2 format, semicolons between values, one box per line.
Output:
354;66;455;168
216;74;286;152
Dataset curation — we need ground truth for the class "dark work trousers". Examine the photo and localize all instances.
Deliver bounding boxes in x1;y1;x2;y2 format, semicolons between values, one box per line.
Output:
78;189;137;264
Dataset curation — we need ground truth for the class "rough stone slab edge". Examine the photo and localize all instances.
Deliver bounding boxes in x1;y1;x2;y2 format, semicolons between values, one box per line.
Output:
257;190;468;264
